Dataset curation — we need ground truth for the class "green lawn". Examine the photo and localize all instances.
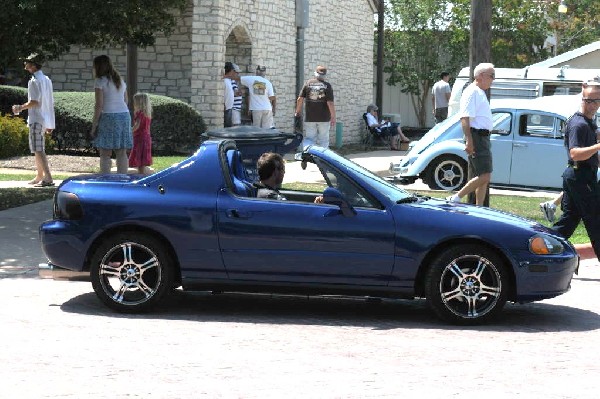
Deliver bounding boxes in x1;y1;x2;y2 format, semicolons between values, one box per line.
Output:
0;156;589;244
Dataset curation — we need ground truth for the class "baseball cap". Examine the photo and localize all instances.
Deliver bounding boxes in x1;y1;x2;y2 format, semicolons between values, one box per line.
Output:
23;53;44;67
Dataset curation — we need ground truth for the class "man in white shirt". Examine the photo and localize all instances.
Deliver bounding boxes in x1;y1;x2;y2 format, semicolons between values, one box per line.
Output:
12;53;55;187
431;72;451;123
223;62;242;127
240;65;276;128
446;63;495;206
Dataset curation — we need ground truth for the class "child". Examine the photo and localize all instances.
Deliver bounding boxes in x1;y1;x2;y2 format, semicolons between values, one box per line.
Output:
128;93;153;175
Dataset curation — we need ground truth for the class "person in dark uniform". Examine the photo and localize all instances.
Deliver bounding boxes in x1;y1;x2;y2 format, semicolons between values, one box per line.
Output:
553;80;600;260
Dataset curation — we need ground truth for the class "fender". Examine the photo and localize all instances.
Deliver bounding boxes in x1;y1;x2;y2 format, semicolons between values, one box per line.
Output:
400;139;467;178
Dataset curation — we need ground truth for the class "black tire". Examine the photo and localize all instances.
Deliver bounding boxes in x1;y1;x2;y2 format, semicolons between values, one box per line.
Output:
424;155;467;191
90;232;174;312
425;244;509;325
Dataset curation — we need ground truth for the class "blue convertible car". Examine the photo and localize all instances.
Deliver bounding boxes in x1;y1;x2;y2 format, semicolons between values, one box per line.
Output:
40;138;578;324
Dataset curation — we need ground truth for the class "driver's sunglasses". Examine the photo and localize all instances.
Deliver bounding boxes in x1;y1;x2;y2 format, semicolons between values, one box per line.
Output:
582;98;600;104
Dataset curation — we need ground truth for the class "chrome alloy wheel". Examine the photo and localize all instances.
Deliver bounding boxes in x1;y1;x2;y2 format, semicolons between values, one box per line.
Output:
98;242;162;307
439;254;502;319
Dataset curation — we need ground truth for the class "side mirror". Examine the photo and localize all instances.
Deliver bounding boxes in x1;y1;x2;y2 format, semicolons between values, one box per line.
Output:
322;187;357;217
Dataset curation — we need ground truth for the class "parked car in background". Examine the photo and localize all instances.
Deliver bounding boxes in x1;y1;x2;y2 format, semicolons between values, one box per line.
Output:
39;138;578;325
390;95;600;191
447;66;593;116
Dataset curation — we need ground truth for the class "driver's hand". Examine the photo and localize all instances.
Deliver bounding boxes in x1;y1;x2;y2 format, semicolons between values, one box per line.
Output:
314;195;324;204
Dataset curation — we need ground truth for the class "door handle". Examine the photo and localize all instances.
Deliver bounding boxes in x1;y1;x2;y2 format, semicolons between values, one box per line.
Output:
513;143;527;148
226;209;251;219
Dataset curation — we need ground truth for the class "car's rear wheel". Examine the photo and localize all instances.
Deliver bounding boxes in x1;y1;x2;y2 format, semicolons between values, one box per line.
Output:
425;244;509;325
90;232;173;312
424;155;467;191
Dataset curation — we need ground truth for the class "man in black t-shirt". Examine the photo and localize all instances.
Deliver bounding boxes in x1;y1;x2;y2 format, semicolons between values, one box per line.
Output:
553;81;600;261
295;65;336;149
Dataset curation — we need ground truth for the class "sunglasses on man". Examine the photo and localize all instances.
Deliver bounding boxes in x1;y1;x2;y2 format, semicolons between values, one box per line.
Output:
582;98;600;104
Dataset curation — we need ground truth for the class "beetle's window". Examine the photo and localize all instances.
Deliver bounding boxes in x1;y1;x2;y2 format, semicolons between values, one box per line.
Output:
522;114;562;139
491;112;511;135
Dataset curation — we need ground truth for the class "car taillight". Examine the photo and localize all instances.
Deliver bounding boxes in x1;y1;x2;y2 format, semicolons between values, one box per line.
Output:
54;191;83;220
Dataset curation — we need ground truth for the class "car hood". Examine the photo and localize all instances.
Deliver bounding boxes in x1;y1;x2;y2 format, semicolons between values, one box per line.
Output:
408;118;462;155
403;196;555;236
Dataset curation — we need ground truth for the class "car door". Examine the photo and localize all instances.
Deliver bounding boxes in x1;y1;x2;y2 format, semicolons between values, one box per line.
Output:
489;111;514;185
508;112;566;189
215;179;396;287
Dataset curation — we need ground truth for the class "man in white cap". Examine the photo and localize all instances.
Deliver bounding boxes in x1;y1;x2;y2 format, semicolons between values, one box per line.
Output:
12;53;55;187
240;65;276;128
295;65;336;148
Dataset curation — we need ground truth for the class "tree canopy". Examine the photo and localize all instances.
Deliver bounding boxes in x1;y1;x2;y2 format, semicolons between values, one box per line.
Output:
383;0;600;126
0;0;187;71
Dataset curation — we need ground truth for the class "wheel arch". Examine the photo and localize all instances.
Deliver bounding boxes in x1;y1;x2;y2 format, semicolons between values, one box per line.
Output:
84;225;182;287
413;237;517;300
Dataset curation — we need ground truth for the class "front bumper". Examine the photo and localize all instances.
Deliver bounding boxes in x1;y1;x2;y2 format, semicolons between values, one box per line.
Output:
38;262;89;280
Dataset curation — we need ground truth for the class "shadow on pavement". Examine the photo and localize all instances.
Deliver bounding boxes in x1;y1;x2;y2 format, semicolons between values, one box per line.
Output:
58;289;600;333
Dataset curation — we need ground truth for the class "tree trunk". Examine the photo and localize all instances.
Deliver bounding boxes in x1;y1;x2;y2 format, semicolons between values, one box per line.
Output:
467;0;492;207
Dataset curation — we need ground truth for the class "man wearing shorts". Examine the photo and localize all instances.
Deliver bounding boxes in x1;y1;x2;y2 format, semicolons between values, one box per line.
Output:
12;53;55;187
446;63;495;206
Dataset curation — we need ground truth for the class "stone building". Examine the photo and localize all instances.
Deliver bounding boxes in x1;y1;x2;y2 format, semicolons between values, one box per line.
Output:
43;0;380;146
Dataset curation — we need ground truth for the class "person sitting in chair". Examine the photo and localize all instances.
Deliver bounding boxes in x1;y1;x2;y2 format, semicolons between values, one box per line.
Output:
254;152;323;203
364;104;409;151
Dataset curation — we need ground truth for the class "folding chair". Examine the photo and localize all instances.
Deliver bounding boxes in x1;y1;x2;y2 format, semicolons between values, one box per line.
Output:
362;113;389;148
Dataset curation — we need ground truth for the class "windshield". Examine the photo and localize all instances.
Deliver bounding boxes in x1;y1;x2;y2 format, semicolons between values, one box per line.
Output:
316;149;413;204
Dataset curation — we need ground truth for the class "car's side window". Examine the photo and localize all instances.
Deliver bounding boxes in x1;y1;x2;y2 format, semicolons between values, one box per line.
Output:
520;114;562;139
316;160;379;209
491;112;512;135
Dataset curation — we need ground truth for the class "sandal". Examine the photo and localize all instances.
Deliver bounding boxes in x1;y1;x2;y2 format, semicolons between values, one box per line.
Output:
33;180;55;187
28;179;41;185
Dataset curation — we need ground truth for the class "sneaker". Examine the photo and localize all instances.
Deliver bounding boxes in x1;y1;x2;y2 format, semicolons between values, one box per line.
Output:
539;201;556;223
446;194;460;203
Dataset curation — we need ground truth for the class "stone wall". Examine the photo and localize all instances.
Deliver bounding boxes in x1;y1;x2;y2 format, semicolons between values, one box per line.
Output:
43;0;378;146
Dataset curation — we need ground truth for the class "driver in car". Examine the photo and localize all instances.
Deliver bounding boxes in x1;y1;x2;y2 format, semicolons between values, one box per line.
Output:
254;152;323;203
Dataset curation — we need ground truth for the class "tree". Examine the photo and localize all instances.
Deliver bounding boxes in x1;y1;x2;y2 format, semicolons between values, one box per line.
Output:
382;0;600;127
0;0;186;71
383;0;469;127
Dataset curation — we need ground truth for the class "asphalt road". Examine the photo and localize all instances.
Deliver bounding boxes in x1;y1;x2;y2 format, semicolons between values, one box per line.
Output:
1;263;599;398
1;200;600;398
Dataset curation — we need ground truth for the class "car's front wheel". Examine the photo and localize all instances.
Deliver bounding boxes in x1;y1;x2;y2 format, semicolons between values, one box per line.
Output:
425;244;509;325
423;155;467;191
90;232;173;312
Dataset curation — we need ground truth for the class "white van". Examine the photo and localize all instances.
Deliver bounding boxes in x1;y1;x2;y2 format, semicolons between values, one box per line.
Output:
448;66;598;116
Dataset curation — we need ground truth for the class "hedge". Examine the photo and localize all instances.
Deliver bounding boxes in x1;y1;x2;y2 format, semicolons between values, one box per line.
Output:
0;86;206;155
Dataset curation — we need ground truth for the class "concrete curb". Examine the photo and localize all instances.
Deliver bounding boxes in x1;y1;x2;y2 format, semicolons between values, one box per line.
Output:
575;243;595;260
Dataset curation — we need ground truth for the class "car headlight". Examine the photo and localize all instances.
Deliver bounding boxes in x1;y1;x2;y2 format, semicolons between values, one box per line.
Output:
529;234;564;255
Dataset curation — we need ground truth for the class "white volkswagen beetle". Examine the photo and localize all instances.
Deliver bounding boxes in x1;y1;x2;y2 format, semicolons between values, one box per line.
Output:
390;95;600;191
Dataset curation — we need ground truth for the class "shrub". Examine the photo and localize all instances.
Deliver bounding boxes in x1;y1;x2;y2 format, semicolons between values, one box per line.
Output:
150;94;206;154
0;86;27;116
0;86;206;155
0;114;29;158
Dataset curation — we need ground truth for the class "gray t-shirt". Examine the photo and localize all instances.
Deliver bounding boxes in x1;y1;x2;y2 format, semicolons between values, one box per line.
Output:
432;80;451;109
